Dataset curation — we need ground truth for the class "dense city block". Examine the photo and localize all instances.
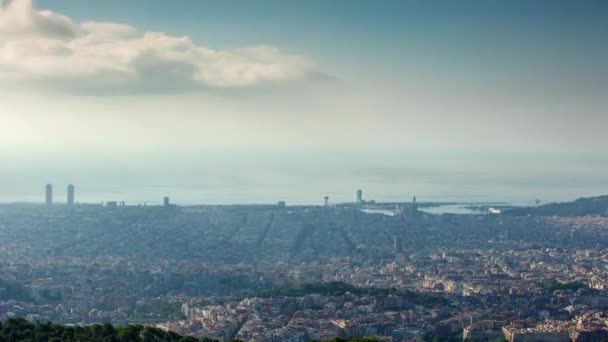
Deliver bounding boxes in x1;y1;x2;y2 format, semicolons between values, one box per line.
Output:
1;199;608;341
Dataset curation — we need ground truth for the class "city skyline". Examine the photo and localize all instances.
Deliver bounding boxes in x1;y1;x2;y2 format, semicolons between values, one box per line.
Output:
36;183;416;208
1;0;607;204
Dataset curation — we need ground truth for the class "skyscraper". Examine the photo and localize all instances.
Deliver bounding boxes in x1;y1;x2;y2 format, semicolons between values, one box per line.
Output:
67;184;75;206
45;184;53;206
356;189;363;203
164;196;170;207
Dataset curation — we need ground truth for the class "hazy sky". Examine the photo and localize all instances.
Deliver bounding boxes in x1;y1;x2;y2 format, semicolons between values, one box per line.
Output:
1;0;607;204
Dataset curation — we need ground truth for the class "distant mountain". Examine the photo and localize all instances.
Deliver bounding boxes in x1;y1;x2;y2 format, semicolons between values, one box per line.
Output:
503;195;608;217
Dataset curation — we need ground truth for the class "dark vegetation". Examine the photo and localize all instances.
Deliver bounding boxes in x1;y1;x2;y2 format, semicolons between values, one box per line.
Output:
255;281;450;307
0;318;200;342
545;281;587;293
129;302;185;321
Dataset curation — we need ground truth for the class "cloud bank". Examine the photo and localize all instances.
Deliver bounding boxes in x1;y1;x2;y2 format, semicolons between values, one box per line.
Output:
0;0;326;93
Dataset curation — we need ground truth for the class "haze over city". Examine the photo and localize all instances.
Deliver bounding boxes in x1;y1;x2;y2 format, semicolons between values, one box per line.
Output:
3;2;608;342
2;0;608;205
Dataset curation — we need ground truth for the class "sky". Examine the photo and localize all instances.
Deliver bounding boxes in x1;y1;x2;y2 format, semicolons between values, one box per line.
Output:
1;0;607;204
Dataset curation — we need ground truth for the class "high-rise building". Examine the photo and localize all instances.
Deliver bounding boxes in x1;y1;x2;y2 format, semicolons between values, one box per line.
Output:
163;196;170;207
45;184;53;206
356;189;363;203
67;184;75;206
324;196;329;207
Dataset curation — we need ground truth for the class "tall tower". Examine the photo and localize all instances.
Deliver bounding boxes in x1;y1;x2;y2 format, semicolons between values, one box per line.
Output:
163;196;170;207
67;184;75;206
45;184;53;206
356;189;363;204
324;196;329;207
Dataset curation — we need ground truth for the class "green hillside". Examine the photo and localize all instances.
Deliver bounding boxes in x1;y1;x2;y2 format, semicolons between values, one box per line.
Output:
0;318;197;342
503;195;608;217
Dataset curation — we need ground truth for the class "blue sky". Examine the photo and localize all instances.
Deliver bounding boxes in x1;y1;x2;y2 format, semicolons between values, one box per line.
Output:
1;0;607;204
34;0;608;80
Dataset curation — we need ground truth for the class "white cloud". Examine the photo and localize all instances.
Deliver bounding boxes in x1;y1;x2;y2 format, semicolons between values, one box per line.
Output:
0;0;327;93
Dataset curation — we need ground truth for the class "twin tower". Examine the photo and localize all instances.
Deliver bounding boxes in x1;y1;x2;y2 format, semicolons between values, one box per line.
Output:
45;184;75;206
